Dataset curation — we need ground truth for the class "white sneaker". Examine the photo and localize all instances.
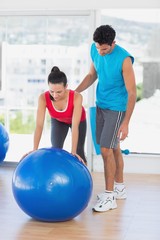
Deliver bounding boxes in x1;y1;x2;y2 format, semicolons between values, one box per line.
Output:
114;186;127;199
93;193;117;212
97;186;127;200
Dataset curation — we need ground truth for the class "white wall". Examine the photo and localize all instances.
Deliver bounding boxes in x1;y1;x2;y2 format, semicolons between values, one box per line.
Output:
93;154;160;174
0;0;160;12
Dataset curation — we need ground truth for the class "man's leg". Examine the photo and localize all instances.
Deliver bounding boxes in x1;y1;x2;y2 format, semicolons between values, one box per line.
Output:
92;147;117;212
93;108;125;211
113;144;127;199
113;144;124;183
101;147;116;191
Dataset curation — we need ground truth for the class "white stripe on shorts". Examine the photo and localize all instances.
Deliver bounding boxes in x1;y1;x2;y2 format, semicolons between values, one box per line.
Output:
110;112;123;148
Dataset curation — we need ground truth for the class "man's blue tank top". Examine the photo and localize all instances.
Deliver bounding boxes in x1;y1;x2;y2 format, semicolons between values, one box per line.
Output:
91;43;134;111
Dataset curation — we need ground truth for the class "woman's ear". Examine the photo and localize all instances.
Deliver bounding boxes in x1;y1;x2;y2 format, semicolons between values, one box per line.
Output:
65;84;68;89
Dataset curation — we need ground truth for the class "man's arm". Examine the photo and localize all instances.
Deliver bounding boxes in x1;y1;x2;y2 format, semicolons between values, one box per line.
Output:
75;62;97;93
118;57;137;140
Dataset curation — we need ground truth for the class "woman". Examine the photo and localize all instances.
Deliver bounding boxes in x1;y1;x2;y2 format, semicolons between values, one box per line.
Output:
23;66;87;164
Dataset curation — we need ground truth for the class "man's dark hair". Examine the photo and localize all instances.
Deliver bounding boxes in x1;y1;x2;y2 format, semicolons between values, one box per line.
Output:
93;25;116;45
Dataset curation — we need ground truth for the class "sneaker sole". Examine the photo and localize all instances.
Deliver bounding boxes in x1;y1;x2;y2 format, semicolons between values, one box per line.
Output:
92;205;117;212
116;196;127;200
92;201;117;212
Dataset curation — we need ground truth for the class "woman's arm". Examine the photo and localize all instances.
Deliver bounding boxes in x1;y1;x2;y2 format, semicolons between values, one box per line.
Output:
71;92;83;156
20;93;46;160
33;93;46;150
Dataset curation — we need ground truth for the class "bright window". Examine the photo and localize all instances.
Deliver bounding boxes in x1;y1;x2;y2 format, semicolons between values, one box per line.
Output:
0;14;90;162
101;9;160;154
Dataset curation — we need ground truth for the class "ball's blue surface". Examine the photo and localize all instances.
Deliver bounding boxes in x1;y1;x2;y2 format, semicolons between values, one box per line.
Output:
12;148;93;222
0;123;9;162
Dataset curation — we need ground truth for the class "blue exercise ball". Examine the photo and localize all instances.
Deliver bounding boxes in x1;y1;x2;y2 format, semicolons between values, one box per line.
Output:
12;148;93;222
0;123;9;163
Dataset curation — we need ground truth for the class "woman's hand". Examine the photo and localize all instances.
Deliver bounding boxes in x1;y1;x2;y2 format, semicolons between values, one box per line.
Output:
20;150;36;161
71;153;86;165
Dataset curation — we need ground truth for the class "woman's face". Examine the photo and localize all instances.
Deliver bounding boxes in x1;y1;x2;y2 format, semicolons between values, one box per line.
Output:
48;82;67;101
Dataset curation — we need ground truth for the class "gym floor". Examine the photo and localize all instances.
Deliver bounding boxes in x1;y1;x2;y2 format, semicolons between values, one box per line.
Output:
0;165;160;240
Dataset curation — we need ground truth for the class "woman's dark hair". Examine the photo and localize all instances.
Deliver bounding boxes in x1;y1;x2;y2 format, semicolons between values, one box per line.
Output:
48;66;67;86
93;25;116;46
48;66;67;101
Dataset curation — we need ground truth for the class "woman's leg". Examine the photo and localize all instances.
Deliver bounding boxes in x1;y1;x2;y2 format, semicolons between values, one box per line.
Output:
50;118;69;148
76;120;87;163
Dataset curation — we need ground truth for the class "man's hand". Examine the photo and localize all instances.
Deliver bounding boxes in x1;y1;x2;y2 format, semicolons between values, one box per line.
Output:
117;122;129;141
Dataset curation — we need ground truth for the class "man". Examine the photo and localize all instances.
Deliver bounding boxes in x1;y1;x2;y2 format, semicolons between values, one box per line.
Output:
75;25;136;212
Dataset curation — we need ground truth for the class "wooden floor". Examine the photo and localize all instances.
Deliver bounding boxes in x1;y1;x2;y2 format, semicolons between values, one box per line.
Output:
0;166;160;240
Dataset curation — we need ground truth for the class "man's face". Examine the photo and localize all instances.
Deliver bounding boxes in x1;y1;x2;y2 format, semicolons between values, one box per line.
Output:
95;42;115;56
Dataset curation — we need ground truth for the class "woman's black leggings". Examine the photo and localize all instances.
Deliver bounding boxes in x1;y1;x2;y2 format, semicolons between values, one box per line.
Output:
50;118;87;163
